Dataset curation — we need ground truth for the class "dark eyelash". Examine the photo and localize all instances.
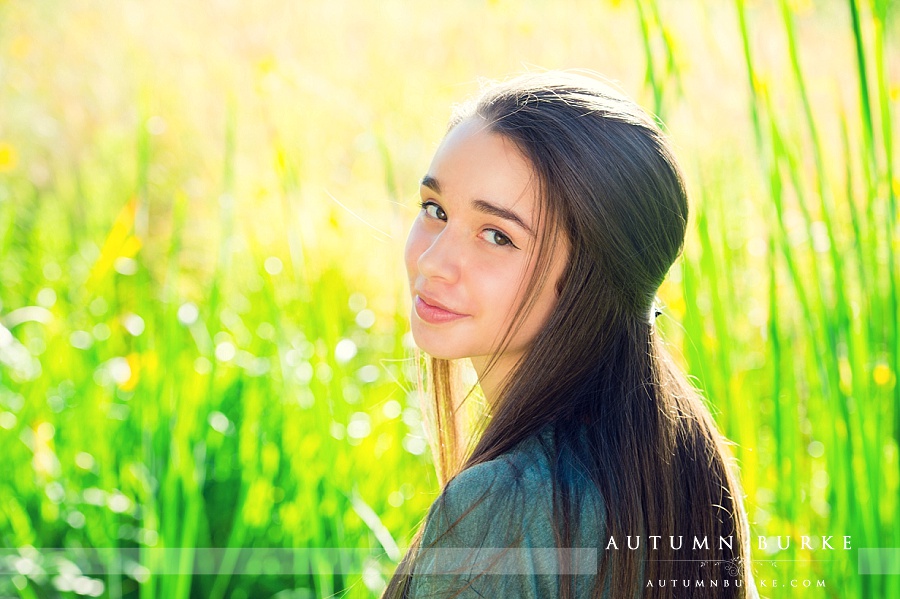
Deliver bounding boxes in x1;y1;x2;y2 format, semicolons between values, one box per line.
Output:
418;199;440;212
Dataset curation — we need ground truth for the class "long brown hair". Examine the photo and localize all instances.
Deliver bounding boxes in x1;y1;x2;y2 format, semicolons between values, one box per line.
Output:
383;71;752;599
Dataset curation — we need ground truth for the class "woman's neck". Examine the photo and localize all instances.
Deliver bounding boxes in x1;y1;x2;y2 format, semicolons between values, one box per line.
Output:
470;351;523;406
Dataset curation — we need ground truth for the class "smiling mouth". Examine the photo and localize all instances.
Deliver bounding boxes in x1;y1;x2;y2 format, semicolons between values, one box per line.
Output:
414;295;469;324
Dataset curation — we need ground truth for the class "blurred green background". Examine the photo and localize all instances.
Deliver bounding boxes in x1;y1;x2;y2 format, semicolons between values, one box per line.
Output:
0;0;897;597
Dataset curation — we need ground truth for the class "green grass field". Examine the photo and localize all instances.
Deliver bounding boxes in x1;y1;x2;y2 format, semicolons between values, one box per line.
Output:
0;0;897;597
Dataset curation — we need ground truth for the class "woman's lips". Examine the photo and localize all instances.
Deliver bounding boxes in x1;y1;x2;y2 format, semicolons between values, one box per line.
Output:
414;295;469;324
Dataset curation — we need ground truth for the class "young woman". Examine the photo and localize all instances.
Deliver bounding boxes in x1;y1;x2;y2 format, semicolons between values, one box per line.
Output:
382;71;758;599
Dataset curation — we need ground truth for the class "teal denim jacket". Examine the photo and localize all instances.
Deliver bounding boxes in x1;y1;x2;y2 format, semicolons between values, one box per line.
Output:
407;427;606;598
406;426;760;599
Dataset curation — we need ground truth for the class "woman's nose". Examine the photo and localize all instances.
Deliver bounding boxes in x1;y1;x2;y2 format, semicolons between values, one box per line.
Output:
416;227;462;283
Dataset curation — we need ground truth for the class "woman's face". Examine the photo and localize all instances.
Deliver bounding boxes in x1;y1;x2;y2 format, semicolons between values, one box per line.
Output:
404;117;569;365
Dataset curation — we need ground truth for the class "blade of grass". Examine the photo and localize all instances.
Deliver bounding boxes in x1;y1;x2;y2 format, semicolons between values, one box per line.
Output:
635;0;663;119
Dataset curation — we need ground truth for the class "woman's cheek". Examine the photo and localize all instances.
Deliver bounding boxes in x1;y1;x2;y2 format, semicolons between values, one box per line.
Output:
478;261;519;318
503;259;545;331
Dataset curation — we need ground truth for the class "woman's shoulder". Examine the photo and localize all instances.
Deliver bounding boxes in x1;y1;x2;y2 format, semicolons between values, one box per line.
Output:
453;427;554;487
440;427;555;508
409;426;606;598
425;425;603;546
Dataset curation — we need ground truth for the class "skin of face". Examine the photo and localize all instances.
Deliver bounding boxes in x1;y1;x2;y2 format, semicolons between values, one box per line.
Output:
404;117;570;400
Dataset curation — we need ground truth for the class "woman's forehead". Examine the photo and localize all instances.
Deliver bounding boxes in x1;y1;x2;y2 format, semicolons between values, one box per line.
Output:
426;120;537;212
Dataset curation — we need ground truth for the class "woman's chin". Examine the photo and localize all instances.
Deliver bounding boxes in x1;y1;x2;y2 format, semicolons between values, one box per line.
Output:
409;314;479;360
415;343;464;361
408;332;465;360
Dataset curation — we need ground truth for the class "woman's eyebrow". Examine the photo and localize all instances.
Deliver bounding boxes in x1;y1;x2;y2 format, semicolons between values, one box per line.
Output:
421;175;441;194
471;199;534;236
420;174;534;237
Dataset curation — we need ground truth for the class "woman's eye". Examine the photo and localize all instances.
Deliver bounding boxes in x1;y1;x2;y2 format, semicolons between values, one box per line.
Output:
419;200;446;221
484;229;514;247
